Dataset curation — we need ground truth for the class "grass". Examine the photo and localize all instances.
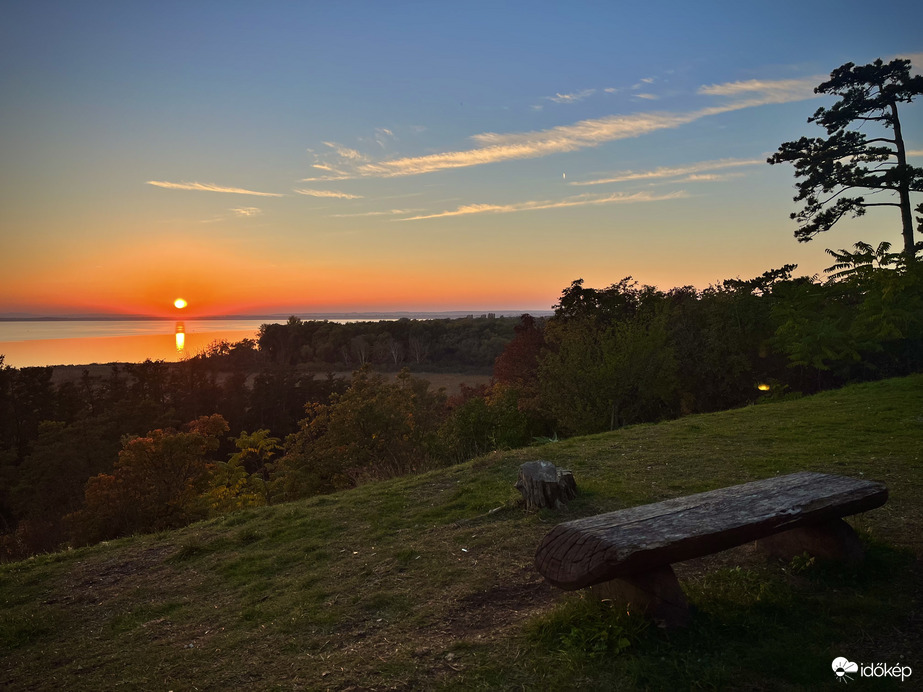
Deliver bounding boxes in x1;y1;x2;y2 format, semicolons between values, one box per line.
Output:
1;374;921;690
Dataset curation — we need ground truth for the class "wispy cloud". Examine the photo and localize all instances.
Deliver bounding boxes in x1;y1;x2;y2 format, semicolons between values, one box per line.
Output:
310;75;819;180
697;76;820;98
547;89;596;104
329;208;423;218
676;173;744;183
401;190;687;221
906;149;923;157
374;128;396;148
634;93;659;100
294;188;363;199
301;173;353;182
146;180;284;197
321;142;368;162
231;207;262;217
302;143;370;181
570;157;764;186
350;111;710;178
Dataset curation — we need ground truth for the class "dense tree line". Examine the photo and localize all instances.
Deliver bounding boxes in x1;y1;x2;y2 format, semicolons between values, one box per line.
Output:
256;314;516;370
533;259;921;435
1;259;921;560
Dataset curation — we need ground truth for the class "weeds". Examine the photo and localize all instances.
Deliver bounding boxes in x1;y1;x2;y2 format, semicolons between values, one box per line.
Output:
168;535;210;562
527;595;648;660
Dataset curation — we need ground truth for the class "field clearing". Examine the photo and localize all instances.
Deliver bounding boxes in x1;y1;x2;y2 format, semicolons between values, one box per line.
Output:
350;370;492;396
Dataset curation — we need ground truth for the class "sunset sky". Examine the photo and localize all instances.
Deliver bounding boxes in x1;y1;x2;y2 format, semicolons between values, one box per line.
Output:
2;1;921;317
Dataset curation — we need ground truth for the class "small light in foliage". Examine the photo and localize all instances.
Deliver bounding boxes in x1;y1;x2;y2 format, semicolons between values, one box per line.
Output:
757;383;771;391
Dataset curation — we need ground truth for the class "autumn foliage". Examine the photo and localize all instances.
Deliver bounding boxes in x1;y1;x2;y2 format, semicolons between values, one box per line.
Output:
68;415;228;544
272;366;447;500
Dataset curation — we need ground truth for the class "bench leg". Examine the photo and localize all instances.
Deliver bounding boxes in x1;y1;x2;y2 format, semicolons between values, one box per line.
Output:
589;565;690;628
756;518;864;564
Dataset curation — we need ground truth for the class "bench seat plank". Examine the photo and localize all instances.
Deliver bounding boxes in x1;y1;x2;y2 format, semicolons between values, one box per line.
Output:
536;471;887;590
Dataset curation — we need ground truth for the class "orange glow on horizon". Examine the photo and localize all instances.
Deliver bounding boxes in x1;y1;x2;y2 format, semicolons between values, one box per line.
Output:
0;234;569;316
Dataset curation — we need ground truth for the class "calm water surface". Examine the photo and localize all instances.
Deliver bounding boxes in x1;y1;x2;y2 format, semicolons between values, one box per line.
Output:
0;320;271;367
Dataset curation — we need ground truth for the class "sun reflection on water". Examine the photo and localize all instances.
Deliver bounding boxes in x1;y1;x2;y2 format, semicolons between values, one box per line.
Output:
0;320;262;367
175;322;185;354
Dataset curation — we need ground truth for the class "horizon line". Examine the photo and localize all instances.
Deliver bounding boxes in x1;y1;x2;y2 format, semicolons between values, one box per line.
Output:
0;309;555;322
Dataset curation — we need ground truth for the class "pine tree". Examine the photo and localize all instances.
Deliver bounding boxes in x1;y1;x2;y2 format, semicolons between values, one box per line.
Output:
769;58;923;260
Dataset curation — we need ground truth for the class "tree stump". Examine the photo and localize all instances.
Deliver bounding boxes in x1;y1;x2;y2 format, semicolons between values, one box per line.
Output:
515;461;577;510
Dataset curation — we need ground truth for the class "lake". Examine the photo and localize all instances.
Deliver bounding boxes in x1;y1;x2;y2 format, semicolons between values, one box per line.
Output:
0;320;271;368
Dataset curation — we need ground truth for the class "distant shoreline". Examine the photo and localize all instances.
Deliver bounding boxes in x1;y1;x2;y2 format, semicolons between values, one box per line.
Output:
0;310;551;322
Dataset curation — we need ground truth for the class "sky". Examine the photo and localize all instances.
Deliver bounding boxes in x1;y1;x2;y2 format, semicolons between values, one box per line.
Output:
1;1;921;318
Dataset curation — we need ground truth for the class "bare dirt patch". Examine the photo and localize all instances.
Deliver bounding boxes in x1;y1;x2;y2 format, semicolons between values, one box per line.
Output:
52;545;175;606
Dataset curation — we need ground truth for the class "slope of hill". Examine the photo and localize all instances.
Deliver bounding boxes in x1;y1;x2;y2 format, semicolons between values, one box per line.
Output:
2;375;921;690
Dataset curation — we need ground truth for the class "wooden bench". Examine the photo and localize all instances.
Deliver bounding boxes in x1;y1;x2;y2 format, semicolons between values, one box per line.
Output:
534;471;888;626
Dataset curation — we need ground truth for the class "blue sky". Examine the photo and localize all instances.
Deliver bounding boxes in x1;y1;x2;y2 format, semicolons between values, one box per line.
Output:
1;1;921;315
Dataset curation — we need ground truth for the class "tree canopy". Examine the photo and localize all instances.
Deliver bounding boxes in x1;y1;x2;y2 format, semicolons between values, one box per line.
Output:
768;58;923;259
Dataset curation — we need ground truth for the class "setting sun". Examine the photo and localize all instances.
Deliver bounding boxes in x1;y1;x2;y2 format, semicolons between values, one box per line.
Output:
174;298;187;309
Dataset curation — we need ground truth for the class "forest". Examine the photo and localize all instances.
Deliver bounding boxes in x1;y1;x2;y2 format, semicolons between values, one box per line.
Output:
1;253;921;561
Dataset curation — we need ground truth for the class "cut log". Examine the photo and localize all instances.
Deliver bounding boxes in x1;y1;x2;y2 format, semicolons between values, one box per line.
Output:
590;565;691;628
757;518;864;564
536;472;887;591
515;460;577;510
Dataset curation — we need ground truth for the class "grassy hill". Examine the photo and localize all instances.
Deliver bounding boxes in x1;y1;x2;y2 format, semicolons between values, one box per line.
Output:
2;375;921;690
